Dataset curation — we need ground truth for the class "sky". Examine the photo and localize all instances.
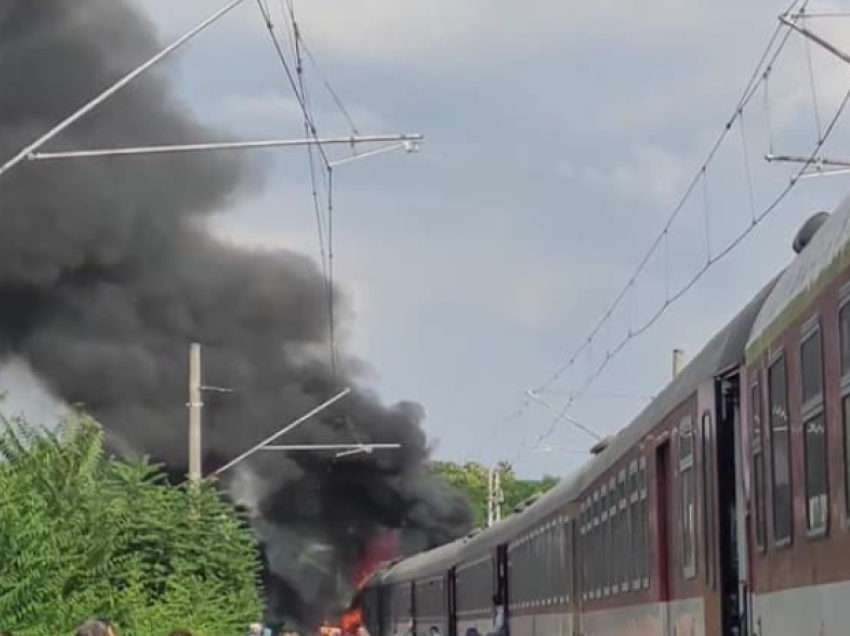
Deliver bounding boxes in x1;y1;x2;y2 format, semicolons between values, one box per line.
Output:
65;0;850;478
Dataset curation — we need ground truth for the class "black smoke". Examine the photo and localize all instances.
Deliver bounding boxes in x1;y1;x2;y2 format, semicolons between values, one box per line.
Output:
0;0;472;624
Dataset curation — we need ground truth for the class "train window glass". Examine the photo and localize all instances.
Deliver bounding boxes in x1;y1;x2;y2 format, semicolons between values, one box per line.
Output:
800;327;828;536
601;485;609;596
628;461;638;589
800;327;824;407
841;301;850;378
617;471;627;591
581;504;587;600
701;411;714;587
593;492;600;597
582;505;589;601
641;456;650;589
680;416;697;578
602;490;609;597
769;353;793;546
751;380;767;551
804;413;828;534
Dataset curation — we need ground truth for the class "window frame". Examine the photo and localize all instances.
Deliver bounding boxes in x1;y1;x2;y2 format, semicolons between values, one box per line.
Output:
769;349;794;548
580;501;588;602
701;410;715;588
628;460;640;590
601;484;610;597
679;415;697;580
592;491;600;598
751;377;768;553
617;469;628;593
800;319;829;538
840;285;850;526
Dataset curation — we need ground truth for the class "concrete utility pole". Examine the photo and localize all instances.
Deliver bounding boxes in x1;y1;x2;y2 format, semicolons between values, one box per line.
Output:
487;467;503;527
188;343;203;483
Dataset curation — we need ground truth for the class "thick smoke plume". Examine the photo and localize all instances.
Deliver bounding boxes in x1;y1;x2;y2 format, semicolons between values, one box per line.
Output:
0;0;471;624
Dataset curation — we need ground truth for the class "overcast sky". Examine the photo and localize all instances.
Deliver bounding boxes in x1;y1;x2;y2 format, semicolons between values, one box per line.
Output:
124;0;850;477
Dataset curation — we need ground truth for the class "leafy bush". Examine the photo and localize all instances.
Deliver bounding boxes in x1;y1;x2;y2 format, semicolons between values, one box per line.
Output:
0;410;263;636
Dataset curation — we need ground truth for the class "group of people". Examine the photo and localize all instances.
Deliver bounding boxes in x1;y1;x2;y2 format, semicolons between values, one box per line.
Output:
246;623;370;636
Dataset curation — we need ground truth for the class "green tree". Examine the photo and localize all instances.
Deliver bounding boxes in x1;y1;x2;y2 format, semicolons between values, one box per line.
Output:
430;461;559;527
0;410;263;636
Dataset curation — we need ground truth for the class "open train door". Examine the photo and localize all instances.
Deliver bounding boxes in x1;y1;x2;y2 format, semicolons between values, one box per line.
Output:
717;372;751;636
654;439;673;636
447;567;458;636
495;544;509;636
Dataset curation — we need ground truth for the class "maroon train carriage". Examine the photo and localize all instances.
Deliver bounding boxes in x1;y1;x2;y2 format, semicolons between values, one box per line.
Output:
361;197;850;636
743;204;850;636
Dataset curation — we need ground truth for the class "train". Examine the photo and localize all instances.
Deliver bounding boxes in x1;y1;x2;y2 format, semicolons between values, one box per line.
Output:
357;195;850;636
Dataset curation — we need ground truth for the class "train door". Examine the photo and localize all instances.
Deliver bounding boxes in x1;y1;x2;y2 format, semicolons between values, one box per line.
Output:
447;568;458;636
568;519;579;636
495;545;509;635
655;440;673;636
717;374;749;636
411;582;418;636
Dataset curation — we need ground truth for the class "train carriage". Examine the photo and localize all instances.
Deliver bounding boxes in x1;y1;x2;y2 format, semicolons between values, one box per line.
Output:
743;204;850;636
362;196;850;636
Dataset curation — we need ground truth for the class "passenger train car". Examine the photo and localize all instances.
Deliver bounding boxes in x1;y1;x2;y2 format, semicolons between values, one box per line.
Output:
360;196;850;636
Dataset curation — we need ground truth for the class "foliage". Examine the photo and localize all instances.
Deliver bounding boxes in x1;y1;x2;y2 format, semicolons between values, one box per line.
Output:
0;410;263;636
430;461;559;528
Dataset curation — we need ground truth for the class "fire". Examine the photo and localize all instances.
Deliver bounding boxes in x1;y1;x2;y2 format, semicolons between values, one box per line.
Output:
340;532;397;635
341;607;362;636
352;532;396;590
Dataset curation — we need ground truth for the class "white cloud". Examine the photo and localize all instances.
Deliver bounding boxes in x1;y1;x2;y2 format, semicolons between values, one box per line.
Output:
218;92;304;126
765;7;850;132
558;144;688;207
138;0;712;63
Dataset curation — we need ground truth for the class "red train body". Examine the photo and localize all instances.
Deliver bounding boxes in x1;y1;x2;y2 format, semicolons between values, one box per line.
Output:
360;198;850;636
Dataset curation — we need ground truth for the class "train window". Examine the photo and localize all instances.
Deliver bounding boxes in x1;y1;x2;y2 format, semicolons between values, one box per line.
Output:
580;503;587;601
617;470;628;592
769;353;793;546
593;492;600;598
801;325;828;535
582;503;589;601
800;326;824;407
701;411;714;587
804;414;828;534
680;416;697;579
601;485;609;597
751;380;767;551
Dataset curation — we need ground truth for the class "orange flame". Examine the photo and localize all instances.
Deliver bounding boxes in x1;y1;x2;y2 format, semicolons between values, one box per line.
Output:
340;532;396;635
341;607;363;636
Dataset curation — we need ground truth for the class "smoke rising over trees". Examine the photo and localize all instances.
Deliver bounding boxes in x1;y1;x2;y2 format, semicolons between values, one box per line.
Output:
0;0;471;623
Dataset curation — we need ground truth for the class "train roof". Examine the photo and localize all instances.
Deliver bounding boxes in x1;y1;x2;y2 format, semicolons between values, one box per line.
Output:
379;536;471;584
456;275;777;561
748;194;850;358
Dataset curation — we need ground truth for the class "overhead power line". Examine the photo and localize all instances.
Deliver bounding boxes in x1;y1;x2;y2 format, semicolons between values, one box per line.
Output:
534;48;850;450
484;0;850;459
